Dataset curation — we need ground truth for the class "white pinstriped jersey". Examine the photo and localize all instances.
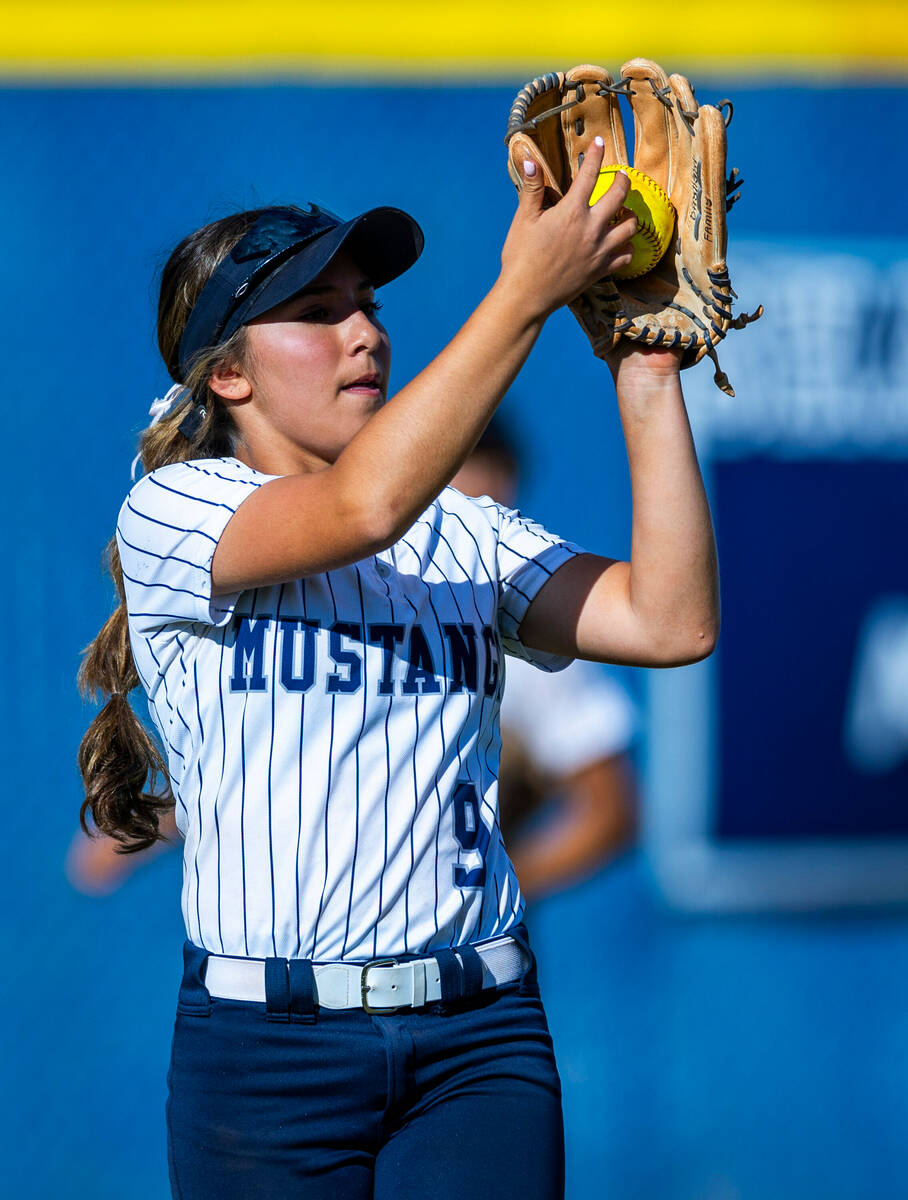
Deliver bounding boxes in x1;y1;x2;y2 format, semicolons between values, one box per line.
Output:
117;457;583;961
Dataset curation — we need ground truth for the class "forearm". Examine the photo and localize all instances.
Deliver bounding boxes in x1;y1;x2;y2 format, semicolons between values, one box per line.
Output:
331;146;637;545
616;365;719;659
212;143;640;591
330;148;636;547
333;277;544;541
520;352;719;666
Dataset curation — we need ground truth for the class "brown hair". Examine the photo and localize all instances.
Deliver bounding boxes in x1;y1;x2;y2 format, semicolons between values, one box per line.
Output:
77;208;269;851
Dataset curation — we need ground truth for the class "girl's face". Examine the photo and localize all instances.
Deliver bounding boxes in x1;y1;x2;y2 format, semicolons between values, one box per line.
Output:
224;250;392;476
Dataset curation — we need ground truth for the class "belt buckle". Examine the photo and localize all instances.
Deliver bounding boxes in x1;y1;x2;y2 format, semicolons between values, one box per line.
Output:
360;957;405;1014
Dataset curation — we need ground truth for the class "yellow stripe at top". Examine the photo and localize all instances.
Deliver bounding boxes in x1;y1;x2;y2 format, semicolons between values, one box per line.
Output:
0;0;906;80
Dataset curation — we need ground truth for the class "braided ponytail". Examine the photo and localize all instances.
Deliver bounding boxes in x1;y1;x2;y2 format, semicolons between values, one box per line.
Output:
77;209;269;849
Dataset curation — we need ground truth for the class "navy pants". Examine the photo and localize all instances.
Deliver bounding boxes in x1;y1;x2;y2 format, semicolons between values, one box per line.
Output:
166;939;565;1199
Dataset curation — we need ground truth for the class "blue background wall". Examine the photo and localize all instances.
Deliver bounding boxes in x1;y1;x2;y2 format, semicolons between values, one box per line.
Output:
3;80;908;1198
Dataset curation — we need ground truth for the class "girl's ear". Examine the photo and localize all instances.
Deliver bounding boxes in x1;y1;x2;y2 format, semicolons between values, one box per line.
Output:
208;363;252;402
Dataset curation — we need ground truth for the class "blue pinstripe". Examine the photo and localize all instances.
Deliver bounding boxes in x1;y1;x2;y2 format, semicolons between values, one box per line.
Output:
394;575;425;949
124;497;219;544
400;534;453;943
427;509;501;935
340;566;369;958
120;464;579;962
238;590;258;957
116;527;211;574
183;461;260;487
213;626;228;953
294;578;310;957
373;561;397;957
410;525;500;827
189;657;208;945
120;567;210;604
266;584;286;956
311;572;340;957
147;474;239;511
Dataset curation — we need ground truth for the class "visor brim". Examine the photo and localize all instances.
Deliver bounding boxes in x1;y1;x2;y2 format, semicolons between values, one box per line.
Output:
220;206;423;341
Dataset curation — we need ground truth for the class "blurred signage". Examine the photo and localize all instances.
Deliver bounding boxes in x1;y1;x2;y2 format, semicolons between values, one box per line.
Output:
646;241;908;910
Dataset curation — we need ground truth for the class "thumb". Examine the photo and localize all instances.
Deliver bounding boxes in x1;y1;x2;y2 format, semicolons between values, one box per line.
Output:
518;152;544;220
517;154;545;213
508;134;547;212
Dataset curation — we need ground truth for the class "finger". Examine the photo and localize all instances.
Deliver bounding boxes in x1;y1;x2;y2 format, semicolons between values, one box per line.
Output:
508;136;549;215
604;245;634;277
517;153;546;215
597;214;637;275
589;168;632;223
569;134;609;205
604;212;637;251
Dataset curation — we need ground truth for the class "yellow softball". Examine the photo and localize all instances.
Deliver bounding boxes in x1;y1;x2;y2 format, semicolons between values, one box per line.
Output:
589;164;676;279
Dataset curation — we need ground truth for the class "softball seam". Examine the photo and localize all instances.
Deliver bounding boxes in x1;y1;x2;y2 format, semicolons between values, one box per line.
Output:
617;166;673;277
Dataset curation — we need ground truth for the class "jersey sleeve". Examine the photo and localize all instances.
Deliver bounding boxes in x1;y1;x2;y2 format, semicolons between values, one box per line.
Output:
116;458;276;633
491;500;586;672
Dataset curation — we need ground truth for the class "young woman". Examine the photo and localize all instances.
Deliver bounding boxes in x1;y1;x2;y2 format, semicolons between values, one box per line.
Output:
78;139;718;1200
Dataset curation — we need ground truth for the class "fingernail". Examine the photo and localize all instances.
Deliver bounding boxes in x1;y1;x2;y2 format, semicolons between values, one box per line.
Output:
523;159;537;178
618;168;629;178
594;136;604;148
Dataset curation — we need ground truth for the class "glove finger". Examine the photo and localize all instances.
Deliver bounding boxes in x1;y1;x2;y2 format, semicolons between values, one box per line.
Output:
506;133;565;208
562;64;628;175
668;72;700;127
568;285;624;361
505;71;572;192
668;76;726;264
692;103;729;262
620;58;676;192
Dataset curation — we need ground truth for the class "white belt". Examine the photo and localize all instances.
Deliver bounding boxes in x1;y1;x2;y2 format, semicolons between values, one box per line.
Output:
203;935;528;1013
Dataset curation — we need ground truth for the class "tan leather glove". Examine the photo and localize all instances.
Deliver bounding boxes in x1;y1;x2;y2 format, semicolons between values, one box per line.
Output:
506;59;762;396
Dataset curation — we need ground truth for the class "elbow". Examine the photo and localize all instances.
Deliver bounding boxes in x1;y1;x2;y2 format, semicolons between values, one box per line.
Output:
683;620;720;663
663;584;721;665
336;481;411;559
343;503;395;560
661;616;720;666
636;605;719;667
361;476;432;551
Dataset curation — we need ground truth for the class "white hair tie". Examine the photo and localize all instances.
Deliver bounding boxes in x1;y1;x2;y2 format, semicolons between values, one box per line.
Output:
131;384;190;481
148;383;188;425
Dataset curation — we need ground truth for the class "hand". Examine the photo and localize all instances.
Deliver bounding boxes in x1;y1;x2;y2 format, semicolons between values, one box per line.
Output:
499;136;637;319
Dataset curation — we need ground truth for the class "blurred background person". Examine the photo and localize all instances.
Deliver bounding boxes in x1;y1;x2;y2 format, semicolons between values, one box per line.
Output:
66;806;179;896
453;416;638;902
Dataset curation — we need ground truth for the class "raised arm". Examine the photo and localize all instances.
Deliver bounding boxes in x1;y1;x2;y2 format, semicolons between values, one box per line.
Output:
518;347;720;667
211;141;636;592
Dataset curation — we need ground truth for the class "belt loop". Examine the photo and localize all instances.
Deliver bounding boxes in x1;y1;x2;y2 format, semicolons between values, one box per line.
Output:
288;959;318;1024
178;941;211;1016
411;959;427;1008
508;924;539;994
456;944;484;998
434;948;464;1009
265;957;290;1022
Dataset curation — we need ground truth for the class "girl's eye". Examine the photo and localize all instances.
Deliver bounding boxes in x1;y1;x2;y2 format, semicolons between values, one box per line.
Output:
295;300;381;322
298;306;330;322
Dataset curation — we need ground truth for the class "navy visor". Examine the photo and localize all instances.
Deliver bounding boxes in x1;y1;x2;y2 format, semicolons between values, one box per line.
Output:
176;203;424;382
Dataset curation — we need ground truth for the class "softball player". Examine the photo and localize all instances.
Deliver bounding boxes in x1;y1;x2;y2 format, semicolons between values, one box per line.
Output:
78;141;719;1199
